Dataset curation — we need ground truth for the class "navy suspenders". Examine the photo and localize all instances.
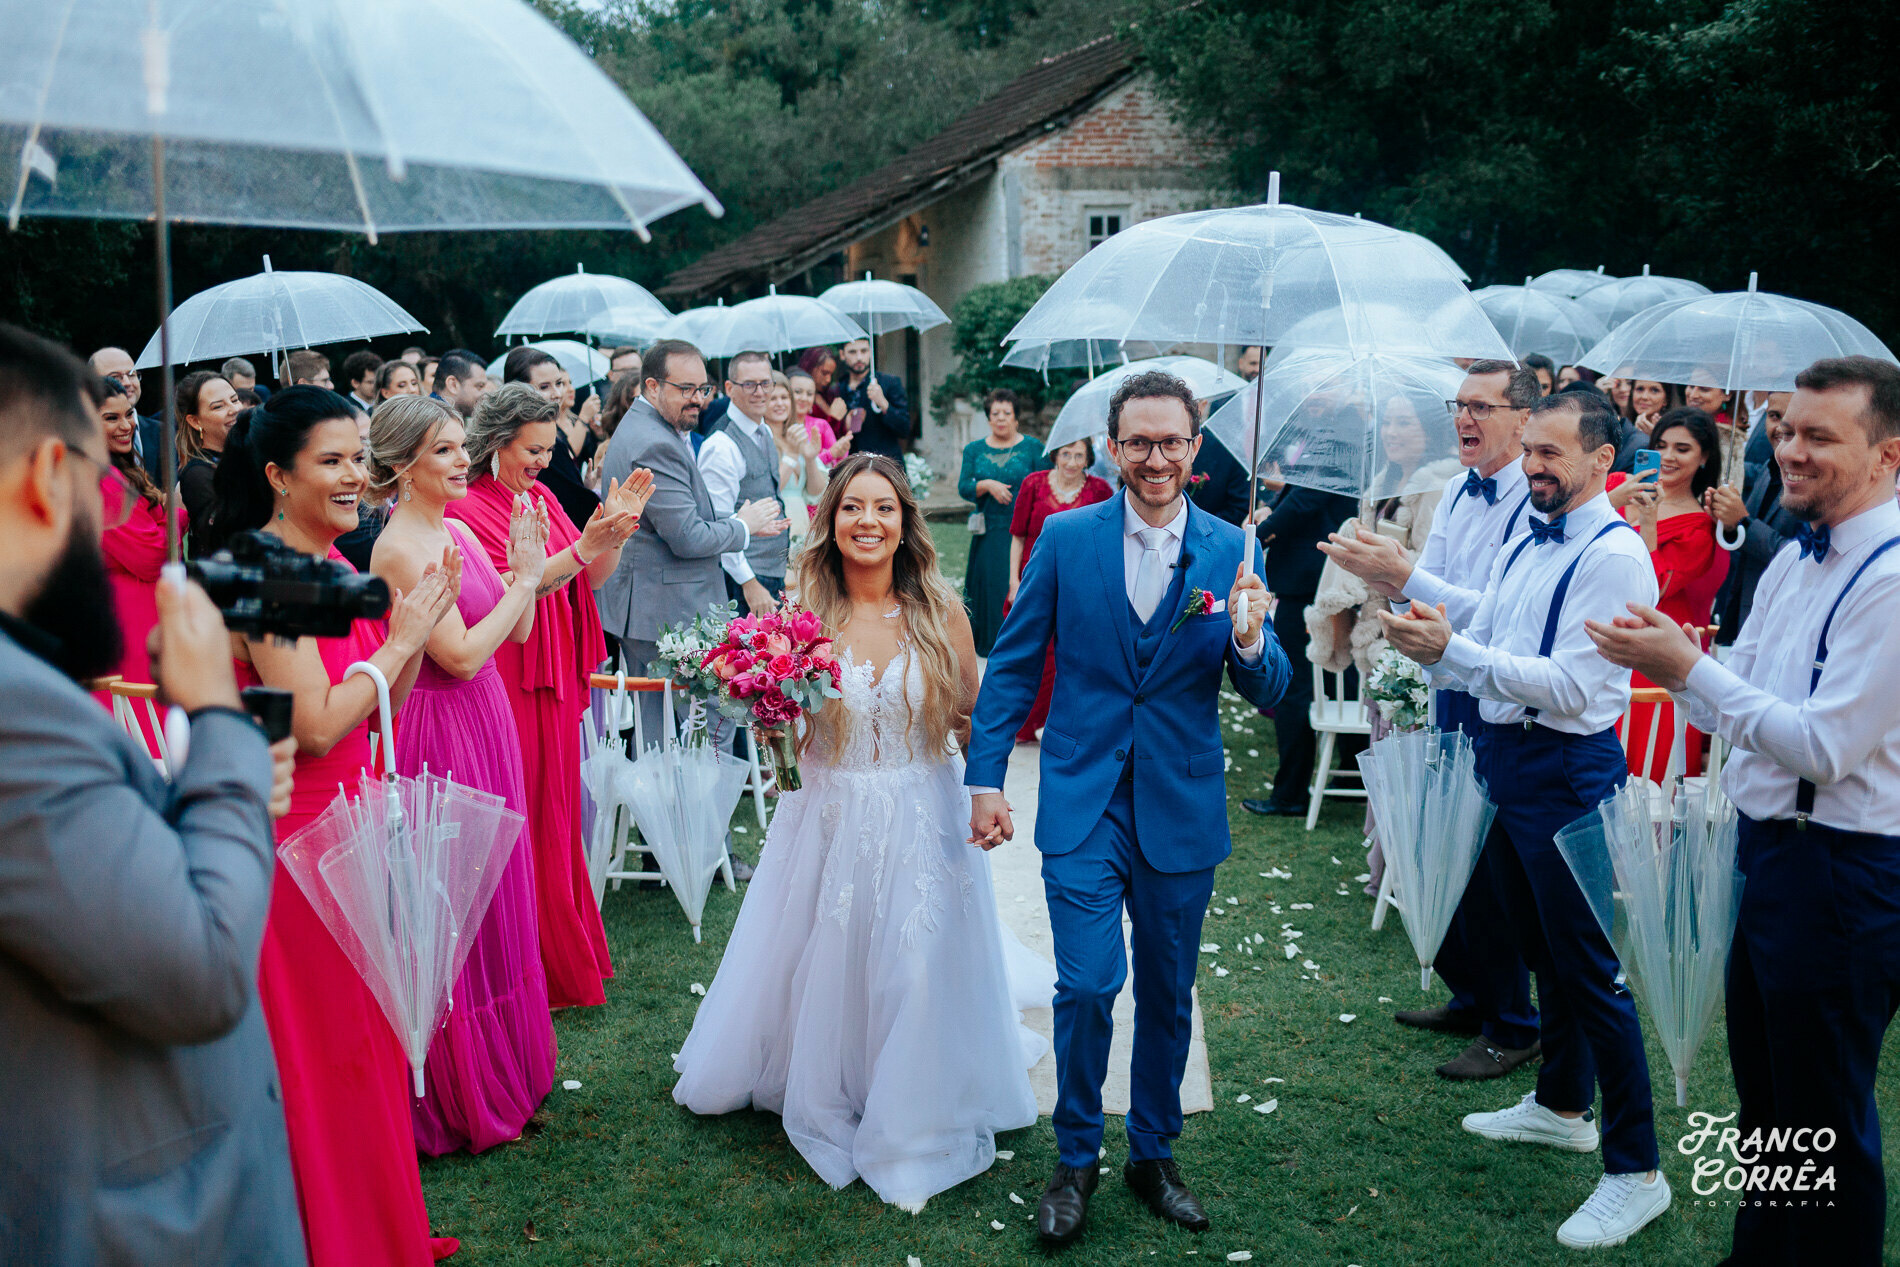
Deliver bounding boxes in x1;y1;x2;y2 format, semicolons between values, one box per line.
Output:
1500;520;1636;725
1793;534;1900;828
1500;489;1533;544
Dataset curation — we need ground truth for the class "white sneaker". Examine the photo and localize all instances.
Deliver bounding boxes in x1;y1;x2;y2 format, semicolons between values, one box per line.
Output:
1557;1171;1671;1249
1461;1091;1600;1152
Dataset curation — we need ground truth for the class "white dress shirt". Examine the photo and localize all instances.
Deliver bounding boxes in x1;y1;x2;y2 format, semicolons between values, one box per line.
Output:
1677;499;1900;832
697;405;774;586
1430;492;1658;733
1398;457;1532;630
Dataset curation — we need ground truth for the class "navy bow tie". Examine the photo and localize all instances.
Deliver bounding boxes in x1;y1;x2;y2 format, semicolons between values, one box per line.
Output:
1527;513;1568;545
1462;468;1498;504
1795;521;1832;563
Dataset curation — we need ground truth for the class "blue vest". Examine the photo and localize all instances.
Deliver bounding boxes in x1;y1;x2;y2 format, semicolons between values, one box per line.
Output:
1122;563;1191;771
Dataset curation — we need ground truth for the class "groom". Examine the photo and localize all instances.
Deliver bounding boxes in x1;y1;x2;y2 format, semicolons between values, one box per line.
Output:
968;369;1291;1244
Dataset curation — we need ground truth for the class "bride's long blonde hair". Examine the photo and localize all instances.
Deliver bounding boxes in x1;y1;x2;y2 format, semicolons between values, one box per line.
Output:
796;453;965;759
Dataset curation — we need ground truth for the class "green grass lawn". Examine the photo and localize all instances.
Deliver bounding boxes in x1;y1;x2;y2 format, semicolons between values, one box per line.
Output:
420;519;1900;1265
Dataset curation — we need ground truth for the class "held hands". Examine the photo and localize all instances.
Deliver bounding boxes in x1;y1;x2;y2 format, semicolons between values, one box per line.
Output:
1317;522;1411;600
968;791;1014;851
388;547;461;654
737;497;791;538
1704;484;1747;529
148;570;243;714
1230;562;1268;646
1375;600;1452;666
1583;603;1704;692
267;737;297;820
507;492;553;588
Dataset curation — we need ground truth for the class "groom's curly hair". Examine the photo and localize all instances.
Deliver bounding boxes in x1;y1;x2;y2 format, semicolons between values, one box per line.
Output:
1106;369;1201;440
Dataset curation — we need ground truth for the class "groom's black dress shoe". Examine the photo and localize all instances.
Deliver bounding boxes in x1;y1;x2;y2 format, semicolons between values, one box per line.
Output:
1124;1158;1211;1232
1037;1162;1099;1244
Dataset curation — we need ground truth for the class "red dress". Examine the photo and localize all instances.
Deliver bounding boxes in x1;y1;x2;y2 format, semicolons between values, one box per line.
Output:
449;477;614;1008
92;469;179;753
1005;470;1114;742
237;552;446;1266
1607;473;1731;781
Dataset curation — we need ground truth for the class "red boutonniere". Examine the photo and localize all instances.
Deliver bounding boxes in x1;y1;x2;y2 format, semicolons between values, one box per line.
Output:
1188;473;1209;487
1171;587;1216;632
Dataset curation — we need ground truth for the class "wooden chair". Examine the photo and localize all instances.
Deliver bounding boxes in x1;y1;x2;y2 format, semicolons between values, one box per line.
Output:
90;676;171;776
1305;663;1372;830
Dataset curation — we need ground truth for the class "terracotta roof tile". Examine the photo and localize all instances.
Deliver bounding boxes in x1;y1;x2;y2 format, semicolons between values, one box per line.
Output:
661;34;1138;298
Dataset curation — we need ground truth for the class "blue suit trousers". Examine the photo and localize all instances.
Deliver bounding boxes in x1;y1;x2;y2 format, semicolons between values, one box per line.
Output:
1042;778;1215;1169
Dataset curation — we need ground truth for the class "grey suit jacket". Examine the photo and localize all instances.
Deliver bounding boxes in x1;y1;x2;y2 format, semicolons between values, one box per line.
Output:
0;626;302;1266
596;395;748;644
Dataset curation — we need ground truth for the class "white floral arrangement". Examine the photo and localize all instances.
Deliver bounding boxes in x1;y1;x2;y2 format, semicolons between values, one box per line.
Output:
1366;646;1432;729
647;602;737;700
903;452;935;502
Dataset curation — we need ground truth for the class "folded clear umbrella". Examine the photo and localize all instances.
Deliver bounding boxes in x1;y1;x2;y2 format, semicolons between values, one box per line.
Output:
618;687;748;942
1356;727;1498;991
496;265;672;340
660;287;866;358
1202;348;1467;507
1554;778;1744;1107
275;663;525;1097
1528;267;1617;299
133;255;424;371
1043;355;1247;454
1574;264;1712;331
485;339;609;385
1473;279;1610;364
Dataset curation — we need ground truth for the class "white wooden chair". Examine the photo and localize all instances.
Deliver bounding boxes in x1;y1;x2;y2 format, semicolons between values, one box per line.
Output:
96;677;171;776
1305;663;1372;830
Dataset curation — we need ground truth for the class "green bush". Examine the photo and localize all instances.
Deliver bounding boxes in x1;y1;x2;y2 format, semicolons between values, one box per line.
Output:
930;275;1088;421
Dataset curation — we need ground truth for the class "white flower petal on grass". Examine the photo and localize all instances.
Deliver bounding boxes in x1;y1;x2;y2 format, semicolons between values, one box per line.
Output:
1291;902;1314;910
1209;907;1225;916
1331;856;1342;865
1355;873;1373;883
1253;933;1266;944
689;982;706;996
1200;943;1221;953
995;1150;1014;1161
733;824;748;834
1245;945;1254;955
1303;960;1319;971
1253;1099;1277;1114
1378;996;1393;1004
908;1258;923;1267
1338;1013;1357;1023
1284;944;1299;960
1264;1077;1284;1084
561;1079;582;1091
1247;748;1259;758
990;1220;1006;1231
1281;928;1302;939
1009;1192;1025;1205
1228;1253;1254;1262
1214;967;1230;977
1226;896;1239;906
1237;1093;1252;1103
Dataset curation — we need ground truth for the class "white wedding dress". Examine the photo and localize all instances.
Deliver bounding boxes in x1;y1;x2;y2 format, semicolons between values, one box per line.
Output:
672;647;1047;1210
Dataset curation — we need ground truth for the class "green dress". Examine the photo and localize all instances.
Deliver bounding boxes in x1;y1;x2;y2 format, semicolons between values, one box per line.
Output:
958;436;1042;656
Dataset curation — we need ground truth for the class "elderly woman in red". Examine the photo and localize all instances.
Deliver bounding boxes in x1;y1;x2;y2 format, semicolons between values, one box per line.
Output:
1606;406;1731;780
447;383;653;1007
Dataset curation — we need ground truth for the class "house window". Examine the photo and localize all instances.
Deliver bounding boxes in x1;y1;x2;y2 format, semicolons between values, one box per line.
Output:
1086;207;1127;250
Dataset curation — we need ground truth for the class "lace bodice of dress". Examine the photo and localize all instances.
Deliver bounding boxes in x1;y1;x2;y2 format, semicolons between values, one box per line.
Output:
812;646;936;774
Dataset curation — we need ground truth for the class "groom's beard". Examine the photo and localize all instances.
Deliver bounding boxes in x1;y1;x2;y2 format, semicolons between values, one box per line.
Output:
23;508;125;683
1122;461;1188;510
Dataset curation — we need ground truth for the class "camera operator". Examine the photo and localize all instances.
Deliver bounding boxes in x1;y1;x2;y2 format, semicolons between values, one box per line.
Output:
0;324;303;1264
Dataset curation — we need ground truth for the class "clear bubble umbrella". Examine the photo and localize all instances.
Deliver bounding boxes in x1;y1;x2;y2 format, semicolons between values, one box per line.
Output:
1202;347;1467;507
1001;338;1156;377
496;265;672;340
1580;272;1898;485
1260;299;1509;368
1574;264;1712;331
132;255;424;371
1528;267;1617;299
671;287;867;358
653;300;728;350
1;0;716;562
816;274;949;375
1043;355;1247;454
578;303;676;347
1473;279;1610;364
1554;777;1743;1107
485;339;609;386
1356;727;1498;992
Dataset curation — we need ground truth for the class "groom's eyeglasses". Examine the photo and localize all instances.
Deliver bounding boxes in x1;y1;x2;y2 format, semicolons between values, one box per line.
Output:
1116;436;1193;462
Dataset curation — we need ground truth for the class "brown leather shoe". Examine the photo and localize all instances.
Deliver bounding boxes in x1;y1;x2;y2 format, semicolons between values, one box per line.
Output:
1123;1158;1210;1232
1037;1162;1099;1244
1393;1003;1483;1035
1436;1036;1542;1080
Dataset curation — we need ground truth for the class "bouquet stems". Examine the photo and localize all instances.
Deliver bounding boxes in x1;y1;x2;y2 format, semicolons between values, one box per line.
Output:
765;730;802;793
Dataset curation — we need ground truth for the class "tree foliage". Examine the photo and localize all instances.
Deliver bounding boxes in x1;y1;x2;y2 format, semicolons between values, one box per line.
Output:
1133;0;1899;344
932;276;1086;419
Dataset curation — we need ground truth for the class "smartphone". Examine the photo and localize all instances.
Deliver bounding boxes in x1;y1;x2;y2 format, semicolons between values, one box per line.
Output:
1633;449;1662;482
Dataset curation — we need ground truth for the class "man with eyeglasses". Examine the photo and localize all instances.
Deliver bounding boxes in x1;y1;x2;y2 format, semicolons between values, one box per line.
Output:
698;350;790;614
596;339;787;752
1317;359;1542;1081
87;347;163;480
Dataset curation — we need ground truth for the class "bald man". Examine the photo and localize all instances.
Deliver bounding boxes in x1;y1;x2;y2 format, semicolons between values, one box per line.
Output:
87;347;164;480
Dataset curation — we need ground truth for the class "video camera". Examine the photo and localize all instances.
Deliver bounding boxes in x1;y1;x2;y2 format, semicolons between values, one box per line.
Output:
186;529;390;642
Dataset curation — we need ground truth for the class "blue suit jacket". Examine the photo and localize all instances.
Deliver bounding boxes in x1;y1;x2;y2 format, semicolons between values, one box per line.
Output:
966;493;1291;873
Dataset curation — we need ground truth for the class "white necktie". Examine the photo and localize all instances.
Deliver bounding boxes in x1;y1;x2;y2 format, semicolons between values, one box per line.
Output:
1131;526;1171;624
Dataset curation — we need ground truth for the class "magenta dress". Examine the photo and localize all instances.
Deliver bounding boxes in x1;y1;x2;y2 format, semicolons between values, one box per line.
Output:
401;520;556;1154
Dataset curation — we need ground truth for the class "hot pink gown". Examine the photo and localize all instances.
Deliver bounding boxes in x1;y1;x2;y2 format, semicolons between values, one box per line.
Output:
402;520;556;1154
92;469;179;752
238;554;443;1267
448;477;613;1008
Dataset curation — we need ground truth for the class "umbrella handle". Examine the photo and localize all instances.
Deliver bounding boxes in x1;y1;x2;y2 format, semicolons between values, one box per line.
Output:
346;661;395;775
1716;521;1744;552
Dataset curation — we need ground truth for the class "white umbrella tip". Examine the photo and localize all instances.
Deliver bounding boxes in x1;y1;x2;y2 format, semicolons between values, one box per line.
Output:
1266;171;1281;206
1748;271;1759;292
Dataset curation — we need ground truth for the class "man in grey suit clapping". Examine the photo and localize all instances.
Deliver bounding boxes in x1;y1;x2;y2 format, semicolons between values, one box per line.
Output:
0;324;302;1265
596;339;788;740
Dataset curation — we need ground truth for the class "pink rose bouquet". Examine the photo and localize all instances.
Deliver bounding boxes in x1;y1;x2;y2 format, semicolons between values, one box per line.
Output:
698;607;843;791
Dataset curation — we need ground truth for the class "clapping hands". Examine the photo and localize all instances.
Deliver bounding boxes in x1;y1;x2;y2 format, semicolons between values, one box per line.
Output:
577;468;654;561
506;492;552;588
388;546;462;655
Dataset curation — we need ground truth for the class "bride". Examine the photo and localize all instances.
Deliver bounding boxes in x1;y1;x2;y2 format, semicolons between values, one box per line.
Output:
673;452;1043;1211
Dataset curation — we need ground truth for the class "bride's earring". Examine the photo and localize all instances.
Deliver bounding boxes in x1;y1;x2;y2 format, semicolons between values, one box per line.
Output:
490;452;501;479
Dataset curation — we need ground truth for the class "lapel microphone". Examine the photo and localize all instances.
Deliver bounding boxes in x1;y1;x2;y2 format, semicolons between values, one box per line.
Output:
1172;551;1195;570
